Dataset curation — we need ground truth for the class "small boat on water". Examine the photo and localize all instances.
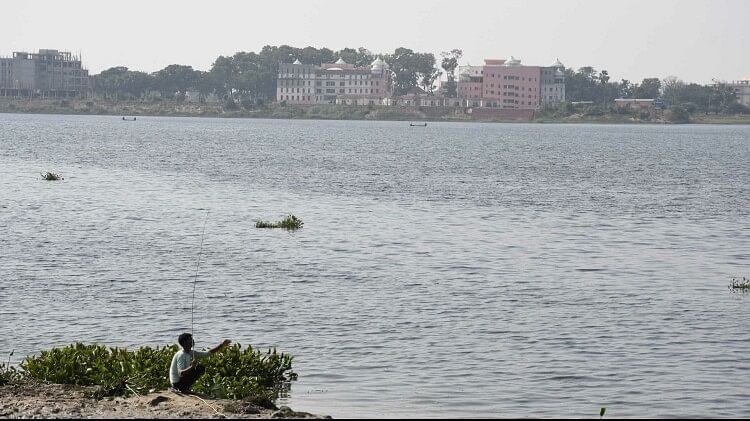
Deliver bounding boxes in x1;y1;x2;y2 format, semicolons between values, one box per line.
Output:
122;117;137;121
410;122;427;127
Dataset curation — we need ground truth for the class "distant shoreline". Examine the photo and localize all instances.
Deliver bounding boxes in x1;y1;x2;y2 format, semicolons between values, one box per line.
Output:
1;98;749;125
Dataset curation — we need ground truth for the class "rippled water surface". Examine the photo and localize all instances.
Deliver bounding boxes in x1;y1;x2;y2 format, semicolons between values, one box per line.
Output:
1;114;749;418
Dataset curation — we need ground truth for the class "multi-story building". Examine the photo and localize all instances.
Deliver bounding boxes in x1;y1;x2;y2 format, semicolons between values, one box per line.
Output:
727;76;750;107
457;57;565;109
0;49;91;98
541;59;566;105
457;65;483;101
277;57;391;105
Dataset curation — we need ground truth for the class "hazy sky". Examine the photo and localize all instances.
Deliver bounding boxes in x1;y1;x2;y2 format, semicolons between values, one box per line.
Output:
2;0;748;84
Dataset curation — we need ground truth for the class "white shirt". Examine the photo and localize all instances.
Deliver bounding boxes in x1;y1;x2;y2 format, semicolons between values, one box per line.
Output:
169;349;210;384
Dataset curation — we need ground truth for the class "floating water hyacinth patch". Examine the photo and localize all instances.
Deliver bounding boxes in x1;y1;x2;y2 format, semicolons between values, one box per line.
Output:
255;214;303;230
729;277;750;292
41;171;63;181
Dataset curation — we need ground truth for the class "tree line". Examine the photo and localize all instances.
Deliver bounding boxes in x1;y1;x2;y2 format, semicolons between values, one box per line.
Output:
562;67;745;114
93;45;454;102
92;45;746;114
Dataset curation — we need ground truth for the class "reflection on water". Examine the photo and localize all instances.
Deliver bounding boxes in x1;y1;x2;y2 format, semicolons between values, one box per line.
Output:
1;114;749;418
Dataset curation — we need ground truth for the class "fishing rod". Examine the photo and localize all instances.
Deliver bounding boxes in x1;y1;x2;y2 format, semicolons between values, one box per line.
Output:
190;211;210;337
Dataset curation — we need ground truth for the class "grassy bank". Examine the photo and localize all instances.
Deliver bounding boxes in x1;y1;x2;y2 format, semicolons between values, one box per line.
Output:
0;342;322;418
1;98;749;124
1;342;295;405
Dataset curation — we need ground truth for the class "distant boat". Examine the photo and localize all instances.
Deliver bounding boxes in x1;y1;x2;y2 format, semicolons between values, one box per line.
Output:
410;122;427;127
122;117;137;121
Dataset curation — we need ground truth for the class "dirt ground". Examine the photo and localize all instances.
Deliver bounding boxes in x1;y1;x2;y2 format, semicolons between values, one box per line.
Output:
0;381;327;419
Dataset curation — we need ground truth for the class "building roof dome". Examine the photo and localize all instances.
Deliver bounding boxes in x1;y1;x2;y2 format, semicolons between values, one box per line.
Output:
550;58;564;68
504;56;521;66
370;57;388;73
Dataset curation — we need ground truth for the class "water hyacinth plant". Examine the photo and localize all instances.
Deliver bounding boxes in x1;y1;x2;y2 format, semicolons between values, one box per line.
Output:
255;214;303;230
0;350;20;386
729;277;750;292
19;343;295;403
40;171;63;181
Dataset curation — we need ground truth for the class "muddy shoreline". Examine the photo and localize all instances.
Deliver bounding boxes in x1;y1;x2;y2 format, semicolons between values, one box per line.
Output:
0;381;328;419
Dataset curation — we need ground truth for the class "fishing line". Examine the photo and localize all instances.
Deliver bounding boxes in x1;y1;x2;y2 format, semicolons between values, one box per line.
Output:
190;210;210;337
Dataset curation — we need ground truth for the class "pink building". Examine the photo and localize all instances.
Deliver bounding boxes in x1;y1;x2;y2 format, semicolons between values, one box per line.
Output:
457;65;483;101
458;57;563;109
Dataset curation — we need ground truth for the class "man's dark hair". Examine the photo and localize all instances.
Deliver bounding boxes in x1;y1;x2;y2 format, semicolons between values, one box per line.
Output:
178;333;193;349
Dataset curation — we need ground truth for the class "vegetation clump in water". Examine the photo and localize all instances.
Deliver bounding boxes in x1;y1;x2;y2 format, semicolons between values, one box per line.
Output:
255;214;303;230
729;277;750;292
40;171;63;181
14;343;295;404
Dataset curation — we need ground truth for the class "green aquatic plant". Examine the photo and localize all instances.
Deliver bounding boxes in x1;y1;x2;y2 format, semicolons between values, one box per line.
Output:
40;171;63;181
729;277;750;292
278;214;303;230
19;343;295;402
255;214;303;230
255;220;277;229
0;350;20;386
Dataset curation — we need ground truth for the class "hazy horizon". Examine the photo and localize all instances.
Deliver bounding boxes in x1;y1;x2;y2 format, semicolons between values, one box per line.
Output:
1;0;748;84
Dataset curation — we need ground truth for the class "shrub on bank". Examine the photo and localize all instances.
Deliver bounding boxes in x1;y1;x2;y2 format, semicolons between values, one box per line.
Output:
18;343;295;403
0;353;21;386
665;105;690;124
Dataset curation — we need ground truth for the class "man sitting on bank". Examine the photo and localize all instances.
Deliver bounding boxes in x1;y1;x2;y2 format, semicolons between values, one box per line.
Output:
169;333;231;394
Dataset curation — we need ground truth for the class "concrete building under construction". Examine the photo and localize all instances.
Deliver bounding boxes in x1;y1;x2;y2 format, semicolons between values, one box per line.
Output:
0;49;91;98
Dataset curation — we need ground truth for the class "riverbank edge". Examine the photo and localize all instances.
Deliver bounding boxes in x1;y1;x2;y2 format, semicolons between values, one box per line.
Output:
0;380;328;419
2;98;749;124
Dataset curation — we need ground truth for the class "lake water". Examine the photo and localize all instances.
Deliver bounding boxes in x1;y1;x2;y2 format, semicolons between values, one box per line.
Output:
1;113;749;418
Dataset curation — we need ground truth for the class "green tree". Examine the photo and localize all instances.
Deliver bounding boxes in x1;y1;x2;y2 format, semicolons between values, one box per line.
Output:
93;66;129;99
209;55;235;99
153;64;197;100
618;79;634;98
334;47;374;67
440;49;463;97
634;78;661;99
93;67;154;100
598;70;610;103
421;68;442;95
385;48;419;95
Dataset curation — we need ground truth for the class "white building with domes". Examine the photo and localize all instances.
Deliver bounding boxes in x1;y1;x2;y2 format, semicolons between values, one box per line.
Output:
277;57;392;105
541;58;566;105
